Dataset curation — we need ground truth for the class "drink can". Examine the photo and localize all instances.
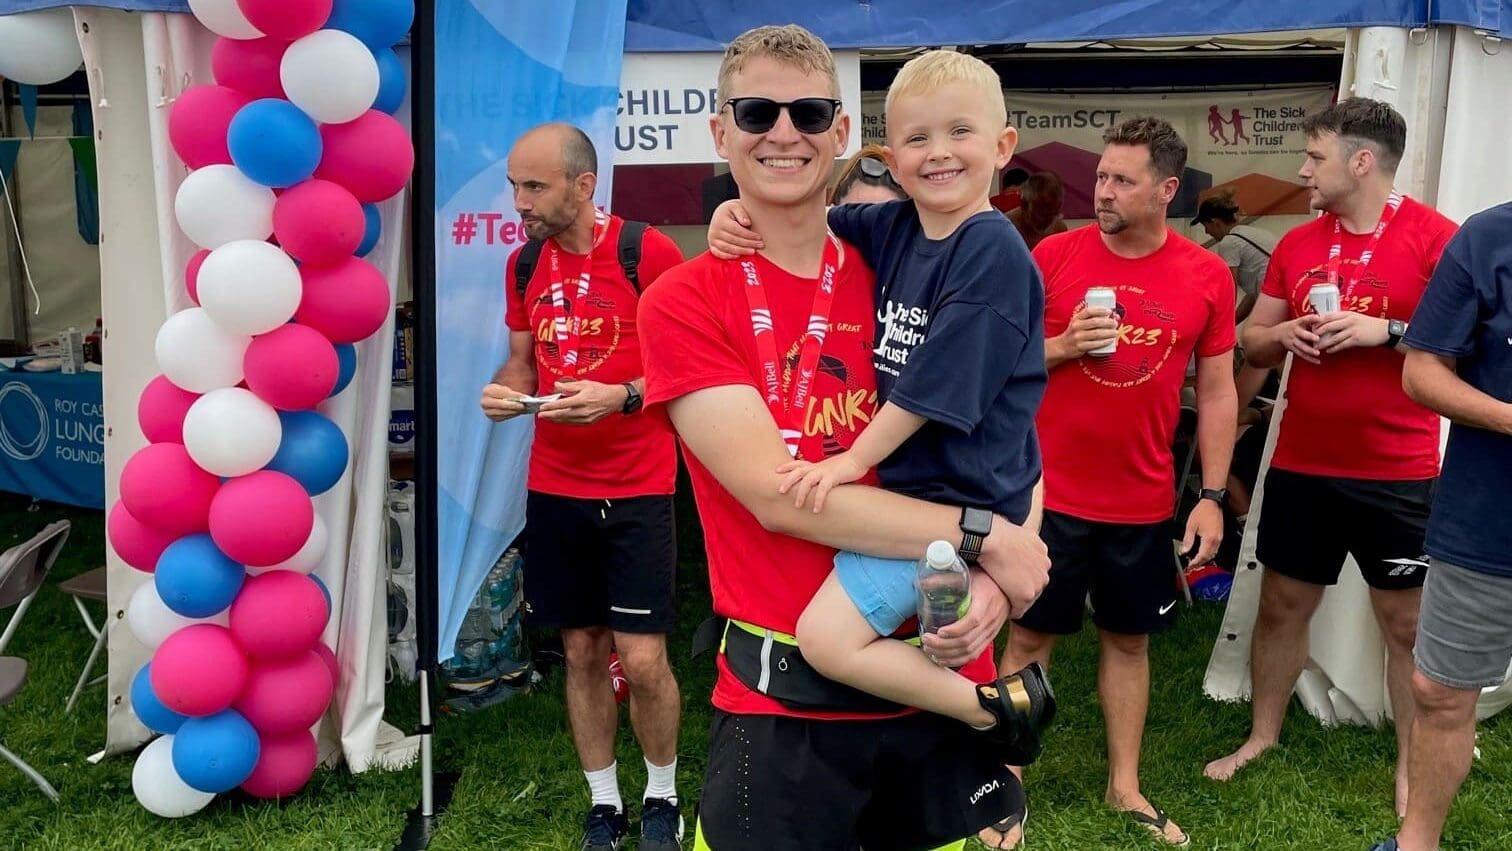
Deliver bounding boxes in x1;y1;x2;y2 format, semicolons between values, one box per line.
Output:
1308;283;1340;316
1084;287;1118;356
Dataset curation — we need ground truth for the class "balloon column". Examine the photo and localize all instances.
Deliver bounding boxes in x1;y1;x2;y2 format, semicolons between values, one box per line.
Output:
112;0;412;818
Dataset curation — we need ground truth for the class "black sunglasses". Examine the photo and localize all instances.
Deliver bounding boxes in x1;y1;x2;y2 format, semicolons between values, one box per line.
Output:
723;97;842;134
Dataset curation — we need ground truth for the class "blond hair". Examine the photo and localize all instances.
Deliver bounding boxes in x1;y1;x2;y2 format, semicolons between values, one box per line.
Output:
716;25;840;105
886;50;1006;131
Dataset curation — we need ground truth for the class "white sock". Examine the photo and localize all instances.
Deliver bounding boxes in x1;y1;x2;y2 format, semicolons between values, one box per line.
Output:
644;756;677;803
585;762;622;812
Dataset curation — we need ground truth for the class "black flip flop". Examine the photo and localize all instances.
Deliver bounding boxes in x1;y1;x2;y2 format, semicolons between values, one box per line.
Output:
1127;805;1189;847
978;807;1026;849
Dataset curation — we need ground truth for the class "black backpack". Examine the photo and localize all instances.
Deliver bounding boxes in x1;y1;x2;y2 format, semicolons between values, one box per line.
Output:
514;220;649;299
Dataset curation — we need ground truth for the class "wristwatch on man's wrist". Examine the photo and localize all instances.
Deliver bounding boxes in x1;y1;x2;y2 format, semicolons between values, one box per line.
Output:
958;507;993;566
1385;318;1408;348
1199;487;1229;505
621;382;643;414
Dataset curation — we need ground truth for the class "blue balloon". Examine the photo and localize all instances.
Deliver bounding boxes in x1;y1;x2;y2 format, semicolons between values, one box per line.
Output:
357;203;382;257
310;573;332;616
227;99;323;189
327;0;414;49
372;48;406;115
265;411;349;495
154;534;244;618
172;709;261;794
130;664;187;735
331;344;358;396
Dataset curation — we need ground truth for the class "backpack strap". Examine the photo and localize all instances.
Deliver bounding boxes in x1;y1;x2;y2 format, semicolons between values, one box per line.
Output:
617;220;647;294
514;238;545;301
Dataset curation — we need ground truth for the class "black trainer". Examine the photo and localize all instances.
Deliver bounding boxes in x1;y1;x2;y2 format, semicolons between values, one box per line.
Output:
974;661;1057;765
639;796;684;850
580;804;629;851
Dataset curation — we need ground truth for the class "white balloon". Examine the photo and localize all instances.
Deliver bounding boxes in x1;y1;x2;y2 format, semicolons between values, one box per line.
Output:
280;30;380;124
0;9;83;86
132;735;216;818
154;307;253;393
186;0;263;40
126;581;229;651
250;513;327;576
182;388;283;478
174;165;276;249
197;241;303;336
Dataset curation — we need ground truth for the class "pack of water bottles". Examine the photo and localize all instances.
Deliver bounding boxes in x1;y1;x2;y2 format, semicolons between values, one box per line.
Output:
439;547;536;712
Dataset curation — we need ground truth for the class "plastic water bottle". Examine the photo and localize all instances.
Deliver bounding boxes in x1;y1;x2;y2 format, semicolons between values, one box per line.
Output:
917;540;971;634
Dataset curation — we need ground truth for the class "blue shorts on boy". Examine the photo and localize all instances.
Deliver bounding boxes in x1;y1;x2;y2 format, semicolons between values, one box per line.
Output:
827;202;1046;635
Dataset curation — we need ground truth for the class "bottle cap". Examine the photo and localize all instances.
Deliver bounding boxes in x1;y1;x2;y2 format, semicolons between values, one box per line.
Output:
925;540;957;569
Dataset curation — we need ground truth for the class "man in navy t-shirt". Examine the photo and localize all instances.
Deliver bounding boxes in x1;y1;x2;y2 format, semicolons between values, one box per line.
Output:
1372;201;1512;851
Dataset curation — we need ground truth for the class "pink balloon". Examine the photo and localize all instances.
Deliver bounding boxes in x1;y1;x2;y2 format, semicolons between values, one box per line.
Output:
229;570;328;659
273;180;364;265
138;374;200;444
236;0;331;40
240;730;317;799
150;624;250;717
119;443;220;536
312;642;339;689
294;257;391;344
185;249;209;306
211;36;290;100
314;111;413;203
210;471;314;566
107;501;179;573
234;649;334;735
243;324;339;410
168;86;249;169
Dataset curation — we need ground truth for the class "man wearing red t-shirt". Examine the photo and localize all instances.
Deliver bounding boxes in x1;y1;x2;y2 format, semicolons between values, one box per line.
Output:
479;122;687;851
1204;99;1457;819
638;25;1050;851
990;117;1237;848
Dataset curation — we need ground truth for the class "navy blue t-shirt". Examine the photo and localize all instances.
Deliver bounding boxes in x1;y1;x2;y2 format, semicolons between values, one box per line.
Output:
828;201;1047;524
1404;201;1512;577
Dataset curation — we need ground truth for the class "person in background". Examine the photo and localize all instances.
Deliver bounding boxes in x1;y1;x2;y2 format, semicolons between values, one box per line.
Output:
1192;191;1277;324
991;165;1030;212
831;143;909;205
479;122;687;851
1372;200;1512;851
1006;171;1068;249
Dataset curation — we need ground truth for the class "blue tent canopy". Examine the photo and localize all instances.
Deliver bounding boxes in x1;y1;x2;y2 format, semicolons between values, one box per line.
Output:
0;1;1506;44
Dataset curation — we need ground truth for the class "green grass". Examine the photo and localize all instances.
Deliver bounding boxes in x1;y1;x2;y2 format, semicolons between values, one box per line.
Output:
2;489;1510;850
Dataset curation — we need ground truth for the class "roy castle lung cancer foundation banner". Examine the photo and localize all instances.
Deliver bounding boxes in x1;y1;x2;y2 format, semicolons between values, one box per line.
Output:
0;370;105;509
862;86;1336;229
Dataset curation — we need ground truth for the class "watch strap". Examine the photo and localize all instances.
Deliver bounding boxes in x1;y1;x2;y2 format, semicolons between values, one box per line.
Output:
958;531;985;566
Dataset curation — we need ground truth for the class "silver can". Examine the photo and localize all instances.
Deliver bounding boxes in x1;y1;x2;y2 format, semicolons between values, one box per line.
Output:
1307;283;1340;316
1084;287;1118;356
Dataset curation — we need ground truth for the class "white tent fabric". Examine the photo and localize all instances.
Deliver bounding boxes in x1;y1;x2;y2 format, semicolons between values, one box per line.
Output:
1205;25;1512;724
83;7;414;769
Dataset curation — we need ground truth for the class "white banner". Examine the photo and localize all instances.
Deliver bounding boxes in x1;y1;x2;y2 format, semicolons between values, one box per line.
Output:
616;51;862;165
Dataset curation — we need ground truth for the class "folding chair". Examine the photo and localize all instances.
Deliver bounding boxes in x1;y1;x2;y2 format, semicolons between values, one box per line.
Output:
0;519;71;802
1172;406;1200;604
59;566;107;713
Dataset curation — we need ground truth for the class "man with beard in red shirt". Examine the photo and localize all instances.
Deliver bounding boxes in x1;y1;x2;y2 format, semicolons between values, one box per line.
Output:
984;117;1238;848
1204;98;1457;822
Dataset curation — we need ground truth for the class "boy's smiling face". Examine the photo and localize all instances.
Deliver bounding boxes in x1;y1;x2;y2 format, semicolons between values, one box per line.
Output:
884;81;1015;226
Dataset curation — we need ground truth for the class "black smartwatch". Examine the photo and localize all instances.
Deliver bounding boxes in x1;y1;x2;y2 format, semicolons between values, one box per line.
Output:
958;507;993;566
1199;487;1229;505
621;382;643;414
1385;318;1408;348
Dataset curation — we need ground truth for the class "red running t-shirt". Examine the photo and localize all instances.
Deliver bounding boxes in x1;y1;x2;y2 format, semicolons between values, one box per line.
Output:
638;248;997;719
1034;226;1236;524
1260;197;1456;480
503;215;684;499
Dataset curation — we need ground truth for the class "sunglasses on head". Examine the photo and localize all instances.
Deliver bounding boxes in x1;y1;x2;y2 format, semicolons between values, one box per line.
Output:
857;157;893;180
724;97;843;134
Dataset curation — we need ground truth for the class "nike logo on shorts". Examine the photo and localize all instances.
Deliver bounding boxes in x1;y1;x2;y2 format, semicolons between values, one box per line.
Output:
1158;601;1177;615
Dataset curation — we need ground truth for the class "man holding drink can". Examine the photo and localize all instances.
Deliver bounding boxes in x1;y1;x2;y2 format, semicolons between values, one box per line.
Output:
982;117;1238;848
1205;99;1457;821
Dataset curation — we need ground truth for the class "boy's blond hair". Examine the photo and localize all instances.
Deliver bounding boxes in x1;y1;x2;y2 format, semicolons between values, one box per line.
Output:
716;25;840;106
885;50;1006;131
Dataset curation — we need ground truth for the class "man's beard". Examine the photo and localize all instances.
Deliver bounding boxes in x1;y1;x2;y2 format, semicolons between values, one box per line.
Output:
522;206;575;240
1096;208;1128;234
